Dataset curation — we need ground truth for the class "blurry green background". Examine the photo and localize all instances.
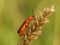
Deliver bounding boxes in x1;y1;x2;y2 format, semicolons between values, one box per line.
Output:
0;0;60;45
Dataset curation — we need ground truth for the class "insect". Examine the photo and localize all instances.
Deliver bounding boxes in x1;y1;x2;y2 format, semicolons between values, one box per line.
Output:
17;9;35;36
17;16;35;36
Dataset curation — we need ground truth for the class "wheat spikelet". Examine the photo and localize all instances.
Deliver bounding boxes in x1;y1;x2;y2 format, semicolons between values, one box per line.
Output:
19;5;55;45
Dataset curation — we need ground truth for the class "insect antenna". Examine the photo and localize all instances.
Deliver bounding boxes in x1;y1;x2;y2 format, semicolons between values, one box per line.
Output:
31;8;35;16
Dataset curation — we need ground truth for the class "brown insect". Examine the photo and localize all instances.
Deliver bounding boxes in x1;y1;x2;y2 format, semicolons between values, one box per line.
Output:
17;16;34;36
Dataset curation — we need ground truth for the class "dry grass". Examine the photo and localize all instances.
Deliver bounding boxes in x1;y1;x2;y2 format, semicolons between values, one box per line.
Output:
19;5;55;45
